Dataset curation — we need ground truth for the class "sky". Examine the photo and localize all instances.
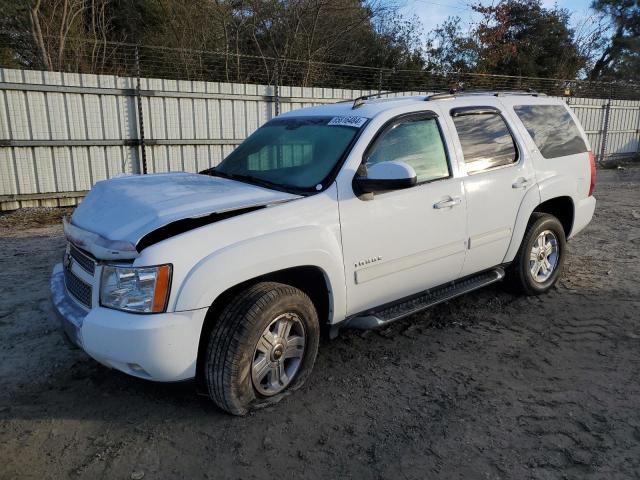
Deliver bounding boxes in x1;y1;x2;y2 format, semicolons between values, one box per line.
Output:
400;0;597;37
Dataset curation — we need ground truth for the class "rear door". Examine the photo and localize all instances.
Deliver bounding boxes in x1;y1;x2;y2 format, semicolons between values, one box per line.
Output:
443;102;537;276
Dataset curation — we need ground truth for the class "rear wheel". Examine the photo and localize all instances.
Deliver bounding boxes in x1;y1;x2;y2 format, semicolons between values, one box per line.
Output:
508;213;566;295
204;282;319;415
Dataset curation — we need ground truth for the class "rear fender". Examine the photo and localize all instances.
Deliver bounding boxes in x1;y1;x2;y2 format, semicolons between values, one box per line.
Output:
503;175;578;263
537;172;579;205
502;184;541;263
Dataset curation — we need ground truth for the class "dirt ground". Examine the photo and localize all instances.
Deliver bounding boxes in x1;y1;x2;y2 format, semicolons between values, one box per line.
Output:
1;166;639;480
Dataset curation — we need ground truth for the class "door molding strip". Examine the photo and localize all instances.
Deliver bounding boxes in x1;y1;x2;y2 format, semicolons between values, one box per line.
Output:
355;240;466;284
468;227;512;249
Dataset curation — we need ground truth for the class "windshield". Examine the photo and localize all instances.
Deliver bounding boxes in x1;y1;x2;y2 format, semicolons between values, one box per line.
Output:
212;116;364;192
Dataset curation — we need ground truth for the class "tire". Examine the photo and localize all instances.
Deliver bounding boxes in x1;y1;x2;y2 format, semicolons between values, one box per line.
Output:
204;282;319;415
508;213;567;296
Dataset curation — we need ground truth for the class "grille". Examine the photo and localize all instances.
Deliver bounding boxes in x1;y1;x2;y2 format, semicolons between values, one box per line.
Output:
69;244;95;275
64;268;92;308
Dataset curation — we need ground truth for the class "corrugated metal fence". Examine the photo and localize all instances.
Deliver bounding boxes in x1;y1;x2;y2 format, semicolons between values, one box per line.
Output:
1;67;639;210
565;97;640;165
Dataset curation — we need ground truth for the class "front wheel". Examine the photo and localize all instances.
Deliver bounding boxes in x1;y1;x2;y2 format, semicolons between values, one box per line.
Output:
204;282;319;415
508;213;567;296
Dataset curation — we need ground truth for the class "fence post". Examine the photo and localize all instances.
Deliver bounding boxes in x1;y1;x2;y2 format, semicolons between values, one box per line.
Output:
134;45;147;174
636;99;640;158
598;85;612;164
378;68;383;95
273;60;280;117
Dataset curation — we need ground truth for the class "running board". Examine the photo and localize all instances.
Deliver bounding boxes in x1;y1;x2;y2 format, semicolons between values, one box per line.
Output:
345;267;505;330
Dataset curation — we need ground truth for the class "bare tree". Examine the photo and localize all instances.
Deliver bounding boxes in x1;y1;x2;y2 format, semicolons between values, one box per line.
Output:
29;0;52;69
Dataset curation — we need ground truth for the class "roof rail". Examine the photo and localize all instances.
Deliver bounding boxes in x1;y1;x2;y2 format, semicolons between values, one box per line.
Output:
348;88;546;109
425;88;546;101
351;90;446;109
352;91;391;109
425;90;457;100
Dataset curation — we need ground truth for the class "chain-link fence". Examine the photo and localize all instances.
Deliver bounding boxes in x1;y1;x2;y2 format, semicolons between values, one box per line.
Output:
1;35;639;100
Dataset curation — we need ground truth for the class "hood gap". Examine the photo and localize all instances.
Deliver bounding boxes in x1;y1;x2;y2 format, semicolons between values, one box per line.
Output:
136;205;266;252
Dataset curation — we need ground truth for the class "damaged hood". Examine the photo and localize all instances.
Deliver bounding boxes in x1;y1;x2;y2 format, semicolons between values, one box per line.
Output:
67;172;300;259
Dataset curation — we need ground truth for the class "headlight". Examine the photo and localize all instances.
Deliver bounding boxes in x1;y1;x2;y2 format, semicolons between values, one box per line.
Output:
100;264;172;313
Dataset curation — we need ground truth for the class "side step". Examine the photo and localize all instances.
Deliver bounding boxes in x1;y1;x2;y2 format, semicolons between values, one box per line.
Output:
345;267;505;330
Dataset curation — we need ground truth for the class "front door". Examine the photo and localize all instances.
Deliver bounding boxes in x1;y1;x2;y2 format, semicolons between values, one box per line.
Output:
338;112;468;315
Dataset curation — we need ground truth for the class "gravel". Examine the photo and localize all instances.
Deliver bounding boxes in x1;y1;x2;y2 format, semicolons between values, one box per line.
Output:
0;207;71;229
0;166;639;479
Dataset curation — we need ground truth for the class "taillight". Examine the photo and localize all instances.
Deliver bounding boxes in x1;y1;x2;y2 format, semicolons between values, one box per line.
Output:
588;151;596;196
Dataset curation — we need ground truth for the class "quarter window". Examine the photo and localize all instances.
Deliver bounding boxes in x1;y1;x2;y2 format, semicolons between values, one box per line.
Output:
366;117;450;183
452;113;517;173
513;105;588;159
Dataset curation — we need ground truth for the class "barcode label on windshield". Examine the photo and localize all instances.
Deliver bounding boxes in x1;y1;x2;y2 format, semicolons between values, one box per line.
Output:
327;116;367;128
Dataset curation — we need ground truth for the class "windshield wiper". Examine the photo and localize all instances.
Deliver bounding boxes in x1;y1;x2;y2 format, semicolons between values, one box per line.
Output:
205;168;227;178
210;170;307;195
232;174;302;194
199;167;219;176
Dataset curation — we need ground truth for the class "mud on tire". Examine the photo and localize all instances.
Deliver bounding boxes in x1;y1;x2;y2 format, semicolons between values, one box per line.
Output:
204;282;319;415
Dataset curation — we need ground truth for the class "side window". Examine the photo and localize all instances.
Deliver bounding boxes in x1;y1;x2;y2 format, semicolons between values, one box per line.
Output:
452;113;517;174
513;105;588;159
366;117;450;183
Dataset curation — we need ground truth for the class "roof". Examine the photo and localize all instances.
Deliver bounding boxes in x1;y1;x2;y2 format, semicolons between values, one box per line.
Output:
278;91;561;120
279;95;428;119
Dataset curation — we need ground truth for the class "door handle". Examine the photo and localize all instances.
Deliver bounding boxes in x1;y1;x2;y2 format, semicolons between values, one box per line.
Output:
433;196;462;209
512;177;531;189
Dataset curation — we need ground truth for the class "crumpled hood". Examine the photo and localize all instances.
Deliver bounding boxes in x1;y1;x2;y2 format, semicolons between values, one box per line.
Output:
69;172;300;257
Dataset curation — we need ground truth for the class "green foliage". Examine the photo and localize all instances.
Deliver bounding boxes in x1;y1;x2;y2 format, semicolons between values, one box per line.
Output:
473;0;587;78
589;0;639;80
425;17;477;73
426;0;588;79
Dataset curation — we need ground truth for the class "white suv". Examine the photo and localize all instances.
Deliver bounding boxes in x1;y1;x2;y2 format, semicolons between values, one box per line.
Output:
51;91;596;415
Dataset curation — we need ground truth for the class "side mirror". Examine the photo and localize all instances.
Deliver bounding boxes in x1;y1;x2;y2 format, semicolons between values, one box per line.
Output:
354;161;417;194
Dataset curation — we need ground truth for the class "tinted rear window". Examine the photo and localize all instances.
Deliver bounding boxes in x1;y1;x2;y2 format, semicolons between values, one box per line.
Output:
513;105;588;159
452;113;517;173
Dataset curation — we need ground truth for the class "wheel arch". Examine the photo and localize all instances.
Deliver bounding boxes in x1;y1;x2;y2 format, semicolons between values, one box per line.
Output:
503;187;576;264
194;265;331;388
533;196;575;238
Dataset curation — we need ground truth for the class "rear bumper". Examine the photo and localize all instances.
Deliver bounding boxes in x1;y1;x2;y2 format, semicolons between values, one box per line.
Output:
570;195;596;239
51;263;208;382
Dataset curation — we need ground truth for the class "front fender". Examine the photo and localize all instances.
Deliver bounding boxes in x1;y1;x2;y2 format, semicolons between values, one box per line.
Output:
174;226;347;323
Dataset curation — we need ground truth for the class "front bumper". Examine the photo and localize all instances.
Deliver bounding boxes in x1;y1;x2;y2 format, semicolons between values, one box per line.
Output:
51;263;208;382
51;263;88;348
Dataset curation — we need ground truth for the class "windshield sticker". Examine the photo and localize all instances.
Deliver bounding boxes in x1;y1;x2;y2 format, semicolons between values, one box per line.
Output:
327;116;367;128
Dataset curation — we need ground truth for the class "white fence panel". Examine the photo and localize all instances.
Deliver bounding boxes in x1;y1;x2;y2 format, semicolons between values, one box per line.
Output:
1;67;638;210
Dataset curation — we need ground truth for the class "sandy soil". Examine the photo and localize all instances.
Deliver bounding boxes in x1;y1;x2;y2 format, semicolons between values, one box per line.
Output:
1;167;639;480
